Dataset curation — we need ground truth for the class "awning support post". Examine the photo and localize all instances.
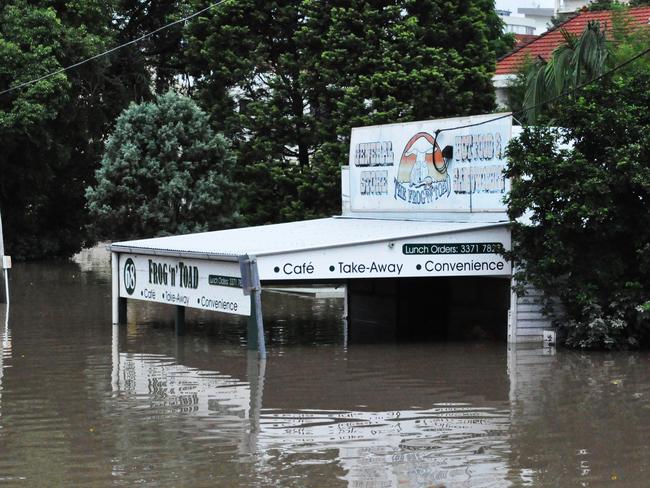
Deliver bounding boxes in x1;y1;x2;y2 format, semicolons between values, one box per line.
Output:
342;282;349;350
112;252;127;325
247;295;259;349
0;210;8;305
240;255;266;359
175;306;185;336
111;252;126;325
118;298;127;325
0;270;5;305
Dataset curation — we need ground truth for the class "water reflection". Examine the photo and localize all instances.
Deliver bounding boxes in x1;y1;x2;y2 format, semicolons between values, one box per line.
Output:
111;321;513;487
0;303;11;422
260;405;510;487
507;346;650;487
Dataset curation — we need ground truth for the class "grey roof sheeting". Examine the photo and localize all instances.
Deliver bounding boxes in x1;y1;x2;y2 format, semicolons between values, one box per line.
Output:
109;217;509;260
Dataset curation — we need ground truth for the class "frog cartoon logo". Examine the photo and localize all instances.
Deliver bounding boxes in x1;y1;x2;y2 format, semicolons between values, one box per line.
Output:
396;132;447;188
393;132;453;205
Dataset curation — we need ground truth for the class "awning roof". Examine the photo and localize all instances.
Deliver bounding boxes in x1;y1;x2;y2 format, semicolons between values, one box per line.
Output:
109;217;510;260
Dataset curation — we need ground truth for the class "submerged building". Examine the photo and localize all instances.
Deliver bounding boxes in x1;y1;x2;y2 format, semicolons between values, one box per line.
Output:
109;113;554;347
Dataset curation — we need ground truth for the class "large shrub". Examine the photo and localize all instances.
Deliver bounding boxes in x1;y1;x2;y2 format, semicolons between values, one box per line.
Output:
86;92;241;240
505;71;650;349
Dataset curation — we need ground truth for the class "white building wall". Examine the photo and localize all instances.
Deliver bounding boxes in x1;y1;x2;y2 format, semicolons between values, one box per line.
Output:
556;0;592;14
499;15;538;35
493;74;516;110
509;281;561;343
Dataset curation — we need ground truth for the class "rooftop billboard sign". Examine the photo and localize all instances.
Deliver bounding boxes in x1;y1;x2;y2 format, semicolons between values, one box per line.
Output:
348;113;512;213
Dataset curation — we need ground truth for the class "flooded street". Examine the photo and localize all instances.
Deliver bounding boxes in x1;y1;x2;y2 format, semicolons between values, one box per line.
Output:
0;248;649;487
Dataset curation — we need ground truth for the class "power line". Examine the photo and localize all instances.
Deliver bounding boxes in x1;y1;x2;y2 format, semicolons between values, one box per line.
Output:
0;0;227;97
428;46;649;172
435;45;650;134
513;45;650;122
1;0;647;125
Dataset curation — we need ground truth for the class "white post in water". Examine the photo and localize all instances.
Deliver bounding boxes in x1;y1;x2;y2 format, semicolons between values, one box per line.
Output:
111;252;120;324
0;210;10;305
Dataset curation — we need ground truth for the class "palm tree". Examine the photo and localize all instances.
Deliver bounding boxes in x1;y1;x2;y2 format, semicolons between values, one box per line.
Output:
523;21;610;124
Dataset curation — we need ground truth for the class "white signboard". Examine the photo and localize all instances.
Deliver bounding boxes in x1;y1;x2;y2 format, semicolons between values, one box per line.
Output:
258;227;511;280
349;113;512;213
118;254;250;316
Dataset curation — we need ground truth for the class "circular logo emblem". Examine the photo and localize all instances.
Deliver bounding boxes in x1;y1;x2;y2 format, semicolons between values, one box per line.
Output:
397;132;447;189
124;258;136;295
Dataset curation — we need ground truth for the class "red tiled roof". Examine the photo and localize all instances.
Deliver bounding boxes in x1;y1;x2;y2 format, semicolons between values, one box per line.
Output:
496;6;650;75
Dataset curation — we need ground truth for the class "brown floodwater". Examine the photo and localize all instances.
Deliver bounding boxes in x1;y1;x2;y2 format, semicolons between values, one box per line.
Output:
0;247;649;487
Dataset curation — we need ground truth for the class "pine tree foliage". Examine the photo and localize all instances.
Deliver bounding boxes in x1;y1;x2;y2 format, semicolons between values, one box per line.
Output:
86;92;241;240
184;0;512;224
1;0;512;257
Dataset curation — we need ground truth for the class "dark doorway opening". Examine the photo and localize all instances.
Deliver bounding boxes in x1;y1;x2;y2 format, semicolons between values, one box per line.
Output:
347;277;510;343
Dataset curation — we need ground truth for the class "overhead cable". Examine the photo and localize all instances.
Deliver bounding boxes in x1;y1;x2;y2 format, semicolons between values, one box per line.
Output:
0;2;647;131
436;45;650;133
0;0;227;97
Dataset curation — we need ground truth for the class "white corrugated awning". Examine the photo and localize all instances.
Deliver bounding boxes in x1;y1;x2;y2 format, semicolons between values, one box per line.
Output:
110;217;511;282
109;217;508;258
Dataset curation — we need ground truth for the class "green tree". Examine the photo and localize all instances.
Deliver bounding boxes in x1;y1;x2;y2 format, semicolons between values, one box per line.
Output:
86;92;241;240
0;0;119;260
585;0;624;11
586;0;650;10
522;20;609;123
0;1;197;259
112;0;192;97
505;71;650;349
610;7;650;74
184;0;512;224
520;6;650;124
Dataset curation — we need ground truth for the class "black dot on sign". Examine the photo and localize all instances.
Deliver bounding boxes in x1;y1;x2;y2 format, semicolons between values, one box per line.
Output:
140;291;143;296
416;264;422;270
274;266;280;273
329;265;335;272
